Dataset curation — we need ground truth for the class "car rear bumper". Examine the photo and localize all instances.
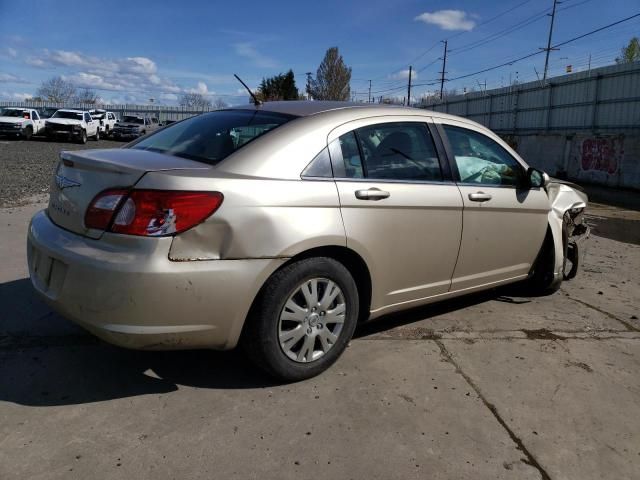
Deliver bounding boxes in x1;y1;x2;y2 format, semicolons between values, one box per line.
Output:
27;210;285;350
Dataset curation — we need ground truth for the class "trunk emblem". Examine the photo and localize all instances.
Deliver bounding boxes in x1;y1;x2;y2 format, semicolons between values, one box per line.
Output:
55;174;81;190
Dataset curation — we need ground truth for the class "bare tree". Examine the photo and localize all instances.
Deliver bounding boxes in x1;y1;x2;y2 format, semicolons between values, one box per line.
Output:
36;76;77;103
310;47;352;101
213;98;228;109
179;92;211;109
75;87;99;105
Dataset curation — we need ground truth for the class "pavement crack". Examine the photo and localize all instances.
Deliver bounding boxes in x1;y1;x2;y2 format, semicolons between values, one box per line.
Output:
560;289;639;332
434;339;552;480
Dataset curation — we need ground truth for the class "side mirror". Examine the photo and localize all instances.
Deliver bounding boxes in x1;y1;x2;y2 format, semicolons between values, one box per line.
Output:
528;167;550;188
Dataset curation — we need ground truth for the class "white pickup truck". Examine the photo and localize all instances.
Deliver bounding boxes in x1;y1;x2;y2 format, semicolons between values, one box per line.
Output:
45;109;101;144
0;107;46;139
89;109;118;137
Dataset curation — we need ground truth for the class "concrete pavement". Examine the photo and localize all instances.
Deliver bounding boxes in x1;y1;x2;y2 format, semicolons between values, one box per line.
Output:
1;200;639;479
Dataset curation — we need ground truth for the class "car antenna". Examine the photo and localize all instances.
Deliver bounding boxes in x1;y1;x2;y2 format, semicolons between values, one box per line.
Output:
234;74;261;106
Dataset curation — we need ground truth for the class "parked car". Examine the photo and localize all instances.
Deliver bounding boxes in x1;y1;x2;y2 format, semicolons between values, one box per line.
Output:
160;119;176;127
45;109;100;143
89;109;118;137
112;115;157;140
0;107;46;139
27;102;589;381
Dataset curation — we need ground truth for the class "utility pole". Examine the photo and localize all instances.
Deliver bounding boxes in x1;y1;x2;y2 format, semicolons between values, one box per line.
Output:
439;40;448;99
541;0;560;81
368;80;372;103
406;66;412;106
305;72;313;100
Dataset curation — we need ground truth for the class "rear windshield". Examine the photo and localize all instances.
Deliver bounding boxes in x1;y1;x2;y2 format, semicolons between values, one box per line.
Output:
51;111;83;120
129;110;295;165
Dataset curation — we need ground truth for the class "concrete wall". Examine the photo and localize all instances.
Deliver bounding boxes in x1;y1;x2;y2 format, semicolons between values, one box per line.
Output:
507;133;640;190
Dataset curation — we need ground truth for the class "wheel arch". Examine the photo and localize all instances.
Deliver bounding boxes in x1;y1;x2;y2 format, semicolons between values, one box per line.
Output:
241;245;373;346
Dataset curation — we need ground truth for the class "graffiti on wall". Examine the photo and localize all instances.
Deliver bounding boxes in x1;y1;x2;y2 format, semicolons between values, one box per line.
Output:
581;137;623;174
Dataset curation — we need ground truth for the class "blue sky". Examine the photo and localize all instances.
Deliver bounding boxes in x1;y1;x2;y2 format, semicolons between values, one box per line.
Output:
0;0;637;105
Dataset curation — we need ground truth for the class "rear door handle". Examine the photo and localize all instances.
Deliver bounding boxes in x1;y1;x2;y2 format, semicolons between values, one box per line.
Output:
355;188;390;200
468;192;492;202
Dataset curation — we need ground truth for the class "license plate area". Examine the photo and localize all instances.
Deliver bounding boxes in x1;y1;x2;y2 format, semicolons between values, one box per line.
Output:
28;243;68;299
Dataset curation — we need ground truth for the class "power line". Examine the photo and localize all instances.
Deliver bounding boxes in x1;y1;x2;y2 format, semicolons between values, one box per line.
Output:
449;6;551;55
424;12;640;86
375;0;538;83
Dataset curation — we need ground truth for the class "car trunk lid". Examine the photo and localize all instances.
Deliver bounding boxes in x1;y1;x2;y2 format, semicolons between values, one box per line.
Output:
48;148;210;239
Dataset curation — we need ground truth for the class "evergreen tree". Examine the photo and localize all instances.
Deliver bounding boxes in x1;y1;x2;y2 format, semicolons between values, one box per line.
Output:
310;47;352;101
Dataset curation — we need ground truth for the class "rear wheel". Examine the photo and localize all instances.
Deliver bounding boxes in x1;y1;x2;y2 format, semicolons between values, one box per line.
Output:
242;257;359;382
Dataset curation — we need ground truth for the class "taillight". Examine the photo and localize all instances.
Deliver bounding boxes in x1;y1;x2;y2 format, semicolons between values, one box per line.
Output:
85;189;223;236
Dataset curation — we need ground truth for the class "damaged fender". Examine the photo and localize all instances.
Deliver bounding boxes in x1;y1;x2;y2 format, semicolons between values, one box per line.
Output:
545;180;590;288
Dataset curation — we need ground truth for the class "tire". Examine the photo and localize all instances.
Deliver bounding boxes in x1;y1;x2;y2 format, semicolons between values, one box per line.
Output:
79;130;87;144
242;257;359;382
22;126;33;141
522;228;561;296
94;129;100;141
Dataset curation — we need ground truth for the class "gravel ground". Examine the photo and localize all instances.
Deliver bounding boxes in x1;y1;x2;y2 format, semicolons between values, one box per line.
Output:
0;137;125;207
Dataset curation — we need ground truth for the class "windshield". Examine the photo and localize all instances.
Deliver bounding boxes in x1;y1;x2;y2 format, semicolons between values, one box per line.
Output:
0;109;28;118
51;111;84;120
130;110;294;166
122;116;144;124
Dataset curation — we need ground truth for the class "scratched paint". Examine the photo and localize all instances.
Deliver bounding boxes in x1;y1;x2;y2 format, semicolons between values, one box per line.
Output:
580;137;623;174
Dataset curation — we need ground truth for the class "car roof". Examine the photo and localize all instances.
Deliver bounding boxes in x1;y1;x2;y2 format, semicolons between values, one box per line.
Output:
58;109;86;113
230;100;468;124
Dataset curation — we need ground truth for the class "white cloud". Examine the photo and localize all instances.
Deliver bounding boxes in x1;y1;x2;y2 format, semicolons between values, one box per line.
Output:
24;49;182;97
187;81;213;95
4;47;17;58
0;91;32;101
233;42;277;68
160;93;178;102
390;69;419;81
0;73;21;83
415;10;475;31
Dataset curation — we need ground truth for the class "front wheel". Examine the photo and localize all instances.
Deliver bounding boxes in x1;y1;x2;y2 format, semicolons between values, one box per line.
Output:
94;129;100;141
22;126;33;140
78;130;87;144
521;228;561;296
242;257;359;382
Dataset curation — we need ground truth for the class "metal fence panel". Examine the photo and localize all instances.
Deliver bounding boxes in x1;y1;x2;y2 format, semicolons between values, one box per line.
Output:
422;62;640;133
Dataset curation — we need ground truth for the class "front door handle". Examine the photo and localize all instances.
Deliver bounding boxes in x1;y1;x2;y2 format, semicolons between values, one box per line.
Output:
355;188;390;200
468;192;492;202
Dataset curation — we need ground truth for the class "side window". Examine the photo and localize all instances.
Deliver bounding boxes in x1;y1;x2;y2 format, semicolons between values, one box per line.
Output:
356;123;442;181
32;111;40;120
443;125;524;186
302;147;333;178
108;113;114;120
84;113;91;123
330;131;364;178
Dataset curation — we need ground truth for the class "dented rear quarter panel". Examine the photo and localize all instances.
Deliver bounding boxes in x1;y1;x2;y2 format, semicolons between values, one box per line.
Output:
134;170;346;261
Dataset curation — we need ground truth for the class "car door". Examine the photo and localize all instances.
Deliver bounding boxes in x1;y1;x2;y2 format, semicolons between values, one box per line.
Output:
31;110;43;133
83;113;96;136
436;120;550;292
329;118;463;314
